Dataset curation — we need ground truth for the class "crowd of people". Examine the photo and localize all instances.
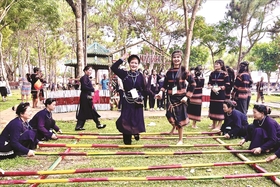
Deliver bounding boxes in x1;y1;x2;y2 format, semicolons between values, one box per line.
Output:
1;50;280;165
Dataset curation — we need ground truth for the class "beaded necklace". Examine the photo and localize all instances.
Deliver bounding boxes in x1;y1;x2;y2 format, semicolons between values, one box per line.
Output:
259;116;266;126
45;109;52;119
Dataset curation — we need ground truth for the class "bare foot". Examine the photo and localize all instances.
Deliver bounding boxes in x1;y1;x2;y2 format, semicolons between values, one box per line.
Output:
212;128;221;132
169;127;175;135
176;141;183;145
192;126;198;129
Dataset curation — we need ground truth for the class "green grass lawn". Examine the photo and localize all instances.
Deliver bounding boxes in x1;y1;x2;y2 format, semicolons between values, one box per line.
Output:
1;117;280;187
0;89;24;112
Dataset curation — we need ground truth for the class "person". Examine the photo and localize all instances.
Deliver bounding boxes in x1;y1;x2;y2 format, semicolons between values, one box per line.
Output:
239;104;280;154
142;69;149;111
225;66;235;100
256;77;265;103
75;65;106;131
100;74;109;90
19;73;31;102
187;65;204;129
155;50;196;145
220;100;248;139
231;61;253;114
110;53;146;145
0;76;8;102
67;77;74;90
28;67;43;108
0;102;37;159
147;69;159;111
208;59;230;131
29;98;62;141
157;69;166;111
110;76;120;110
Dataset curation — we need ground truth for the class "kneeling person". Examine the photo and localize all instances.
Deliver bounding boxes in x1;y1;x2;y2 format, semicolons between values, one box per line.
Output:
221;100;248;139
30;98;62;141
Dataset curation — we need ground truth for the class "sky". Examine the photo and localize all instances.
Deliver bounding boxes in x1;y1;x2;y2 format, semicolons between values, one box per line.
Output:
197;0;231;24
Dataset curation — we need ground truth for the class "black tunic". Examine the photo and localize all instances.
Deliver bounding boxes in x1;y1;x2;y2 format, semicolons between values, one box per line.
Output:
76;74;100;120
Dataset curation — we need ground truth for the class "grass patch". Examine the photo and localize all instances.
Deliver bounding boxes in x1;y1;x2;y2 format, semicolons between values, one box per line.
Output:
0;89;24;112
1;117;280;186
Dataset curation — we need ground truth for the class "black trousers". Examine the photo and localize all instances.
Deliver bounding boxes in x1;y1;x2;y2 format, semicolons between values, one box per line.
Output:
123;134;132;145
75;117;100;129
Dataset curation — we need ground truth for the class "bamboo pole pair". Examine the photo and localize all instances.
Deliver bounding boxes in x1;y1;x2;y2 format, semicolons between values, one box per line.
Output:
1;172;280;184
0;160;267;177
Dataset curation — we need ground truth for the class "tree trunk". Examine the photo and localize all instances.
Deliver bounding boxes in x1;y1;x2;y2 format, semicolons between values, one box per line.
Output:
82;0;87;66
237;26;245;68
0;33;11;94
36;34;42;68
66;0;85;78
183;0;201;70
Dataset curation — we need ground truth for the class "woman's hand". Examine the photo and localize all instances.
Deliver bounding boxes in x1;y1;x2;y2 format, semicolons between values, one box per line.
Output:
212;87;221;93
266;154;278;162
224;133;230;139
180;96;188;103
58;129;63;134
155;91;163;100
51;134;58;140
27;150;35;157
121;53;130;61
239;139;246;146
252;147;262;154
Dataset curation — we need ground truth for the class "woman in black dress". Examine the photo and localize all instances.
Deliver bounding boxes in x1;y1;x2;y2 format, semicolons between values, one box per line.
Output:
187;65;204;128
75;65;106;131
111;53;146;145
208;59;230;131
155;50;196;145
0;102;37;159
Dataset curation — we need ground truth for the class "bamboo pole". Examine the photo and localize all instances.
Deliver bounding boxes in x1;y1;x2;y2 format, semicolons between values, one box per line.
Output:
34;150;253;156
56;135;225;140
61;131;220;136
0;160;267;177
38;143;240;149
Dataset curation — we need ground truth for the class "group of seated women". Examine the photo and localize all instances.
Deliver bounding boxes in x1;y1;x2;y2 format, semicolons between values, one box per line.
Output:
220;99;280;162
0;98;61;160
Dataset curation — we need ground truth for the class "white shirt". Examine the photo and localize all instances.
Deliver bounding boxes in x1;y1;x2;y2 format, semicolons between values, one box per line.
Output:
0;81;6;87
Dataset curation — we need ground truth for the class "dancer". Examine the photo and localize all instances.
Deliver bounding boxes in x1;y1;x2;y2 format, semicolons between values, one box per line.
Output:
225;66;235;100
187;65;204;128
110;53;146;145
75;65;106;131
239;104;280;154
232;61;253;114
30;98;62;141
155;50;196;145
208;59;230;131
220;100;248;139
0;102;37;159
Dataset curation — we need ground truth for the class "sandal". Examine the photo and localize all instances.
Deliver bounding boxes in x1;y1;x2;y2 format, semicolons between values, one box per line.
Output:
134;134;140;141
96;124;106;129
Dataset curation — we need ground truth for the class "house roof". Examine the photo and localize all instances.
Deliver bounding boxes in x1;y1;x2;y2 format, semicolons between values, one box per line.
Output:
65;42;112;68
87;42;110;55
64;57;110;68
